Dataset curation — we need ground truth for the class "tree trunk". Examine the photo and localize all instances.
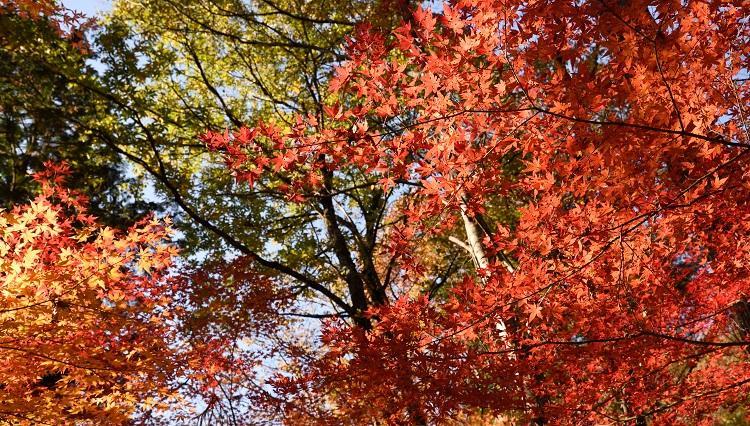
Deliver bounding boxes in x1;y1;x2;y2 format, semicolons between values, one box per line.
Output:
460;205;489;271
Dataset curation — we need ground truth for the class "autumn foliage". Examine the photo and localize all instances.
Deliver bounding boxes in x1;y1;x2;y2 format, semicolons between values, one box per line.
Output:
4;0;750;424
204;0;750;423
0;0;91;42
0;163;185;423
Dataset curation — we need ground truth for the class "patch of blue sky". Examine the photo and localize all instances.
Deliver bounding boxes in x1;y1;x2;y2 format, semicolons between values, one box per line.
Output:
63;0;111;16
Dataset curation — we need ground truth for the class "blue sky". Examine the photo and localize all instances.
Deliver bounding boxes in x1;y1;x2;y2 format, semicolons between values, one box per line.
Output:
64;0;111;16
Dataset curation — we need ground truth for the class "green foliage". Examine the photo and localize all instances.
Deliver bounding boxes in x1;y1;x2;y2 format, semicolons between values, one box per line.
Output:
716;407;750;426
0;10;156;226
85;0;408;262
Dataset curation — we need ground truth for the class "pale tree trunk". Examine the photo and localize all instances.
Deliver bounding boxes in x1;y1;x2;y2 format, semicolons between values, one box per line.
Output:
456;202;511;340
457;201;514;275
461;208;490;271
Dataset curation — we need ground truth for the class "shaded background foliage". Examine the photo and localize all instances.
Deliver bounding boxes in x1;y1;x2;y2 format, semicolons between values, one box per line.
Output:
0;9;156;226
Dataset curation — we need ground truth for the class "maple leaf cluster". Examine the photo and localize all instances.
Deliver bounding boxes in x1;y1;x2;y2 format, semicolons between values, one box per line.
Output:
0;0;93;49
206;0;750;423
0;0;59;20
0;163;234;424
